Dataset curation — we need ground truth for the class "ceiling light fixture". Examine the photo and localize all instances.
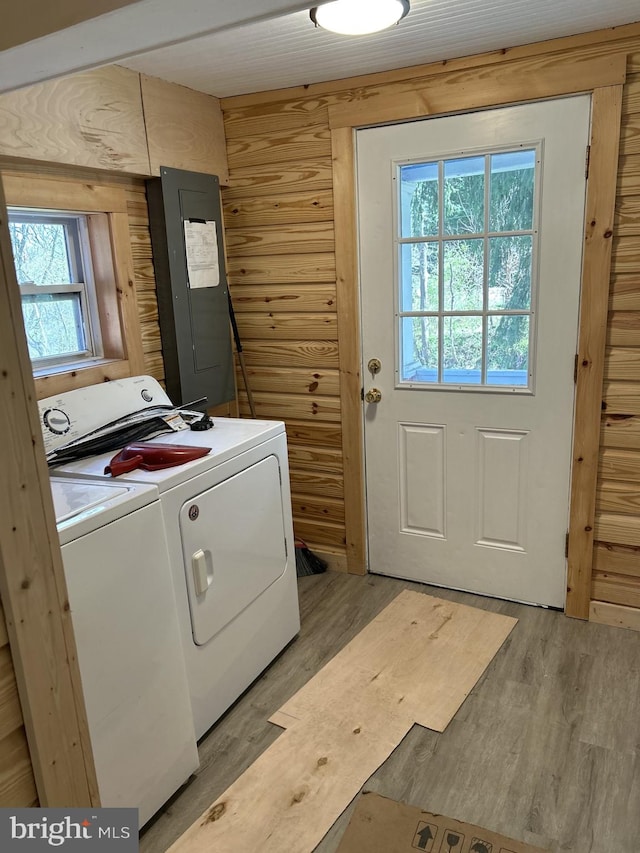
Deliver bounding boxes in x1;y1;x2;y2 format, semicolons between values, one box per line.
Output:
310;0;410;36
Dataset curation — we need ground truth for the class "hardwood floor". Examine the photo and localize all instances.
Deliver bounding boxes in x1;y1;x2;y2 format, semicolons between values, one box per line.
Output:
140;572;640;853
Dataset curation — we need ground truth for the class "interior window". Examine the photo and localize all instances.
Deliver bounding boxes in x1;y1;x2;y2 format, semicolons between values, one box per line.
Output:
398;147;539;391
8;210;102;368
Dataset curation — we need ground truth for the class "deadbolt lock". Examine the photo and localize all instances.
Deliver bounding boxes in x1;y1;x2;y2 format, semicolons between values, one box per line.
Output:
364;388;382;404
367;358;382;374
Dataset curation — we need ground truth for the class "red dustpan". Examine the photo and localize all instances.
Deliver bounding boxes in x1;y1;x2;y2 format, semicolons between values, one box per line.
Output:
105;442;211;477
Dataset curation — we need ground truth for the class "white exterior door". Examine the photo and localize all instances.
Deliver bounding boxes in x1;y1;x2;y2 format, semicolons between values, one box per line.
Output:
357;96;591;607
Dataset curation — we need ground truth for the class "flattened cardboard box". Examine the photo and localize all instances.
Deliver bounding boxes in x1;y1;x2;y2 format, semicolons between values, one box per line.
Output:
336;791;547;853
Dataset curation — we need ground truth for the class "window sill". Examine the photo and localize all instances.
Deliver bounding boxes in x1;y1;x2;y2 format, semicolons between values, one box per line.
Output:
34;358;133;400
33;356;127;378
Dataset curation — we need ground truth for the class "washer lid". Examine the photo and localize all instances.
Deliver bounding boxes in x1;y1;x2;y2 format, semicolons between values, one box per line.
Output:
50;477;160;544
51;480;129;523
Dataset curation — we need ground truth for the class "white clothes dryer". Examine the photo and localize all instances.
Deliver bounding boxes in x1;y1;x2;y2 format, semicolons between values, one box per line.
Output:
45;378;301;740
51;476;199;825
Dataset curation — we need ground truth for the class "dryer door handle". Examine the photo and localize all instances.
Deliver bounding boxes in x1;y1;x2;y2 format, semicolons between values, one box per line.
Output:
192;549;213;596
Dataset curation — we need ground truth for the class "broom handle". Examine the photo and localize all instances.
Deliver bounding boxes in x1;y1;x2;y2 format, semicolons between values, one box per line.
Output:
237;350;257;419
227;289;257;418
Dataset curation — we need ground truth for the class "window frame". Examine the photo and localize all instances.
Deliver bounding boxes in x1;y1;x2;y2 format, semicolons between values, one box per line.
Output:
8;209;103;369
393;141;543;394
1;173;145;397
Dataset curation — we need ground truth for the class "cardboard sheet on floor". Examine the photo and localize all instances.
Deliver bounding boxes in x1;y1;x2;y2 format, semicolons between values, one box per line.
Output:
269;589;517;733
336;791;547;853
169;590;517;853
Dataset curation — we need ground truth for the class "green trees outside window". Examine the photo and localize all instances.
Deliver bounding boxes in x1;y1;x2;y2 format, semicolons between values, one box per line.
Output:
399;148;537;388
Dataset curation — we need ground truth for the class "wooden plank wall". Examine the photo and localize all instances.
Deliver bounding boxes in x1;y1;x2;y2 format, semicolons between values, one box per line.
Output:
0;603;37;806
220;31;640;594
594;50;640;612
0;65;228;179
221;131;346;563
125;179;165;383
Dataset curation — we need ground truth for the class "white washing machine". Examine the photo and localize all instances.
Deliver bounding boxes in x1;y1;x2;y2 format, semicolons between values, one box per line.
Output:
51;476;199;826
43;377;301;740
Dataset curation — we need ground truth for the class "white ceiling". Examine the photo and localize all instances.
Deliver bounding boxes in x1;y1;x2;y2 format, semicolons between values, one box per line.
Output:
0;0;318;93
122;0;640;99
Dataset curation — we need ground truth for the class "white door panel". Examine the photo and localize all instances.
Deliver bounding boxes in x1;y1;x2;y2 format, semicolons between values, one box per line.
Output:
399;423;446;537
475;427;529;551
358;97;591;607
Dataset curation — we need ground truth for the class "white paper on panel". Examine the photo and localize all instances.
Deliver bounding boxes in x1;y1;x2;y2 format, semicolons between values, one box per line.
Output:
184;219;220;289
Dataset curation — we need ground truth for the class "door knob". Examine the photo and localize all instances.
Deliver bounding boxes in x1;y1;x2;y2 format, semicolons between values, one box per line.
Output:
364;388;382;404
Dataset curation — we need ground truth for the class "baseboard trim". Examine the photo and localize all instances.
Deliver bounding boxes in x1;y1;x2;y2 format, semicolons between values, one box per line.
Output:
589;600;640;632
313;548;349;574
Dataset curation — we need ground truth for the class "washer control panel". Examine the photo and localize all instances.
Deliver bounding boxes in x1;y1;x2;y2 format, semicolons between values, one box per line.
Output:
38;375;173;457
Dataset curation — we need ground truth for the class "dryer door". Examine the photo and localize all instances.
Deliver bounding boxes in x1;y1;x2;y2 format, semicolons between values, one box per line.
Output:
179;454;288;646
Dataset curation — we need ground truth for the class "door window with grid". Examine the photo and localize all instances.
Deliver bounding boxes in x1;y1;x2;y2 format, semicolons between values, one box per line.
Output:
397;146;539;390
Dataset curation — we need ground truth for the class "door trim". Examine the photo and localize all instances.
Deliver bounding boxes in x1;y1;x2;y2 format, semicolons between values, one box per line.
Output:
332;126;366;574
330;54;625;619
328;54;624;131
567;85;623;618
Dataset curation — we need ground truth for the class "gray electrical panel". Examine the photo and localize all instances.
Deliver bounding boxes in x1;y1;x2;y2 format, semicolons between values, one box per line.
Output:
146;167;235;409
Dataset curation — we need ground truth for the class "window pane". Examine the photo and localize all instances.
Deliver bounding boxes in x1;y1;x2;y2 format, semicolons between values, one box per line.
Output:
444;157;484;235
488;236;532;310
486;315;530;386
442;239;484;311
401;316;438;382
400;162;438;237
442;315;482;384
395;148;537;392
21;293;86;361
9;221;74;285
489;150;535;232
400;243;439;311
